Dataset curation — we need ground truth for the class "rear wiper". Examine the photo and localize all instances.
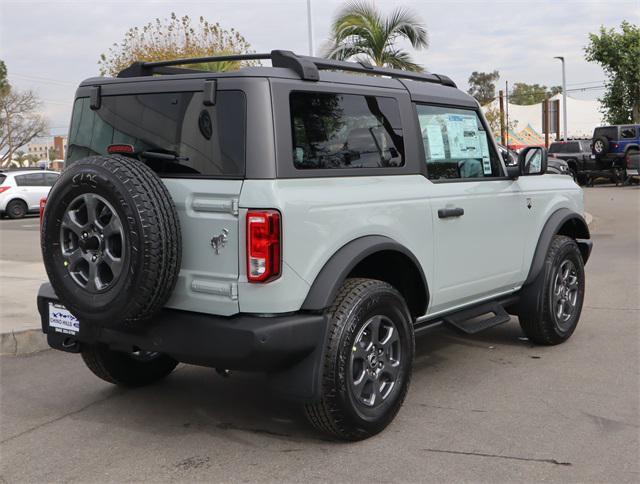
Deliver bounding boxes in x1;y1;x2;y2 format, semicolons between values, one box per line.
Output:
140;150;189;162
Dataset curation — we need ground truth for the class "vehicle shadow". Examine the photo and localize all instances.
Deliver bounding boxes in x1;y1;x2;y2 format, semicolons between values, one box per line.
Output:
70;319;531;444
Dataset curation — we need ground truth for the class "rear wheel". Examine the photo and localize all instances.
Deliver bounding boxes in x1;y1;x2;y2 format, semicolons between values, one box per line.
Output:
81;344;178;387
6;199;27;219
519;236;585;345
304;278;414;441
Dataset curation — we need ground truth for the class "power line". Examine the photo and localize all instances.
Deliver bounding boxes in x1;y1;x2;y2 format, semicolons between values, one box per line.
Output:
9;73;76;87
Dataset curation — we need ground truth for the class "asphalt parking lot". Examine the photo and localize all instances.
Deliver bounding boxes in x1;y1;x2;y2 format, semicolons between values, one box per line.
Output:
0;185;638;482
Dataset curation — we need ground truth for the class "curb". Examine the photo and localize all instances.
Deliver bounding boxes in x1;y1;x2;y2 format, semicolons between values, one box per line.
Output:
0;328;48;356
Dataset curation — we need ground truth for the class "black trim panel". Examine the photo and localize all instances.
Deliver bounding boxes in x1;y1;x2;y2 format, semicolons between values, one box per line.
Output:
301;235;429;311
524;208;591;285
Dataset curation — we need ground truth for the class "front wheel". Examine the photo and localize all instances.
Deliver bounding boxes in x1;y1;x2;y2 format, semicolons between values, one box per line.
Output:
519;235;585;345
304;278;414;441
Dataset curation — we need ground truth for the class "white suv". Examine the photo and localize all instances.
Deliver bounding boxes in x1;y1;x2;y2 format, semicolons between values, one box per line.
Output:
0;169;59;219
37;51;592;441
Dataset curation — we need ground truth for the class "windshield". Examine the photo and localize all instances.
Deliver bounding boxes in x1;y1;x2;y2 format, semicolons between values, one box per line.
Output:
67;90;246;177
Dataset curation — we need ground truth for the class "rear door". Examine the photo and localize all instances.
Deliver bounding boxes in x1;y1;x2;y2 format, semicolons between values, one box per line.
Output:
66;78;258;316
15;173;46;210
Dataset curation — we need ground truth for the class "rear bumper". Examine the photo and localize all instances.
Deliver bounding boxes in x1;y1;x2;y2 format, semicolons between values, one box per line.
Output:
37;283;326;373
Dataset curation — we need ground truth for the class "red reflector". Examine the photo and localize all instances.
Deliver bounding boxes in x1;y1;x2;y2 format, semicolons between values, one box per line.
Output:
39;198;47;226
0;186;10;194
107;144;135;154
246;210;281;283
611;143;618;149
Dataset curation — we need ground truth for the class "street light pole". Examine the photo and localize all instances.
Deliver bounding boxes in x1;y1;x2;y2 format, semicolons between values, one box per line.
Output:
306;0;314;56
554;56;568;141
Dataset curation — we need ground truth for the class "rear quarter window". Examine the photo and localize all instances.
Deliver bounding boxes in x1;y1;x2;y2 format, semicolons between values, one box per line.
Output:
0;175;6;185
290;92;404;170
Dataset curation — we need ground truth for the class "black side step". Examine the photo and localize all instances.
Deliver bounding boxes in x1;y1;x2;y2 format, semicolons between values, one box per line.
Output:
443;302;511;335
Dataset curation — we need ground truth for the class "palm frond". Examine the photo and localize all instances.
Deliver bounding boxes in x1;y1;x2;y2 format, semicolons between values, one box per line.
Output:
323;0;428;70
384;7;429;49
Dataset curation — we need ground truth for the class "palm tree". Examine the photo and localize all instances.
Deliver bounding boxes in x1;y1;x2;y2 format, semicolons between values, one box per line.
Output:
323;1;428;72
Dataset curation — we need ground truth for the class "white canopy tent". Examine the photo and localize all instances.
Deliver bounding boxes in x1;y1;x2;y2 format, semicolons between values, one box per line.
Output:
484;94;604;139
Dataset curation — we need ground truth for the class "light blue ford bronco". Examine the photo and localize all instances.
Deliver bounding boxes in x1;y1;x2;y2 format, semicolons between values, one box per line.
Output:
38;51;592;440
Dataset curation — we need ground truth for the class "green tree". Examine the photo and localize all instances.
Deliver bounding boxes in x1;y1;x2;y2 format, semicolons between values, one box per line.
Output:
468;70;500;106
585;21;640;124
324;1;428;71
48;148;59;161
99;13;256;77
509;82;562;105
0;60;9;96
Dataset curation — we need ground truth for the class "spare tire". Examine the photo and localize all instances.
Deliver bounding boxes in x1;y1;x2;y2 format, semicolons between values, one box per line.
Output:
41;155;181;327
592;136;609;156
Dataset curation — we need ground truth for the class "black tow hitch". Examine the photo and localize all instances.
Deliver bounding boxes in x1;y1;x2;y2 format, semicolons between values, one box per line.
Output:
47;331;81;353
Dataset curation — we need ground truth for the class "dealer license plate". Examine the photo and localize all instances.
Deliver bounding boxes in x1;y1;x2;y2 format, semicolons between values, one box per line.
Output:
48;303;80;335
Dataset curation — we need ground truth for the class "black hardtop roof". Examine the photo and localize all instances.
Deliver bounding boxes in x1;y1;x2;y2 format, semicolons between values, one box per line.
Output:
78;50;477;108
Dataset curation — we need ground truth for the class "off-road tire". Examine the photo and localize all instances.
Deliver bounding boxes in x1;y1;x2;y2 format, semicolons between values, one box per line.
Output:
519;235;585;345
6;199;27;219
592;136;609;156
81;344;178;387
304;278;414;441
41;155;181;327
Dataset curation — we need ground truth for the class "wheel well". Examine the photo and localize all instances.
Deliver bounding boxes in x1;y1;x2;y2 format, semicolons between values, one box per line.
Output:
347;250;427;318
557;217;591;262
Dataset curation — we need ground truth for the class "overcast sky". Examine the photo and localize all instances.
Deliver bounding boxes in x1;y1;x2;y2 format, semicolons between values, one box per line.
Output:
1;0;637;136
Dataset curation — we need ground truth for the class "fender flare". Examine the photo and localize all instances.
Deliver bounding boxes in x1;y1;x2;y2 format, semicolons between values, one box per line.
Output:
524;208;591;286
624;143;639;153
301;235;429;312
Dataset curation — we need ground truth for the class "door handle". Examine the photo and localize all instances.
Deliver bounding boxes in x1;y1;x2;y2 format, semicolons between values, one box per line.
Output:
438;207;464;219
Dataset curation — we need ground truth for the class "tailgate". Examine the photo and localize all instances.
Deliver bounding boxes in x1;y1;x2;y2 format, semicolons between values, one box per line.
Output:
164;179;242;316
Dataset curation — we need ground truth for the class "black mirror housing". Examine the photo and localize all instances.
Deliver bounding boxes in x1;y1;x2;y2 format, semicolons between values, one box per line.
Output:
518;146;548;176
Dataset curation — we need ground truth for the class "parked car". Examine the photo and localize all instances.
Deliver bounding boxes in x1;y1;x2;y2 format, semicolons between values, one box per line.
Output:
37;50;592;441
592;124;640;184
548;139;591;181
0;169;60;219
546;155;571;176
626;149;640;181
499;144;570;176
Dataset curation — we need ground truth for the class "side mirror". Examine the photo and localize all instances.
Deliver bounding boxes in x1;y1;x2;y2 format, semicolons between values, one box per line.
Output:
518;146;548;176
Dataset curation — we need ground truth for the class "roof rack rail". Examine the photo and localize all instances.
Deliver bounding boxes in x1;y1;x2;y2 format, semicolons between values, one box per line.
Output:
117;50;456;88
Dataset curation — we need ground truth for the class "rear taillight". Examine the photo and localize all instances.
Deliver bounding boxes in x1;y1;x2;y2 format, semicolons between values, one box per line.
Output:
611;143;619;149
246;210;281;283
0;186;10;194
39;198;47;226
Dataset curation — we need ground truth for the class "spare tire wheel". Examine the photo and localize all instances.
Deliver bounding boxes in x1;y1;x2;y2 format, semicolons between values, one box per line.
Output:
592;136;609;155
41;155;181;327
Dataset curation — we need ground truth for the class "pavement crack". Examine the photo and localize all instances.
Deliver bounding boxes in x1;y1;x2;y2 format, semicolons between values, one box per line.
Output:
0;389;124;445
583;306;639;311
421;448;572;466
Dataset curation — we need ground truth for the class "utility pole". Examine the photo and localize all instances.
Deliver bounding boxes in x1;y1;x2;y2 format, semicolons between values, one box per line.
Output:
543;99;550;149
306;0;314;56
499;90;506;145
554;56;568;141
505;81;509;149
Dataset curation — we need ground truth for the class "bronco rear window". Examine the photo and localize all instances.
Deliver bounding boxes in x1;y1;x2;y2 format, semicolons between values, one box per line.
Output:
67;91;246;178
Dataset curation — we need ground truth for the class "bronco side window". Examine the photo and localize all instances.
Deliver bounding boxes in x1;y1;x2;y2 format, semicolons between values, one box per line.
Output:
416;104;502;180
290;92;404;169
